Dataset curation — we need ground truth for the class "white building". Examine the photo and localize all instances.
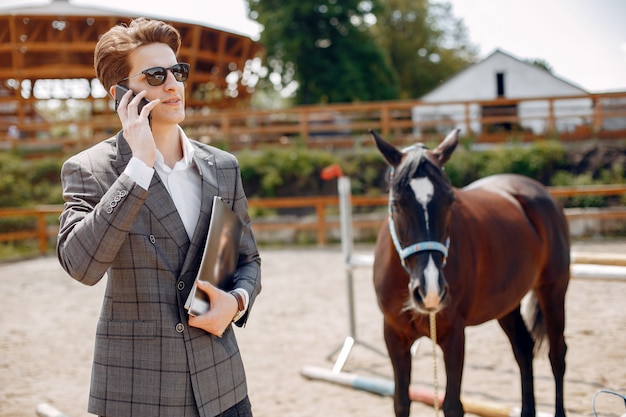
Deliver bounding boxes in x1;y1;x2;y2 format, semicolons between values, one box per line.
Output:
413;49;593;138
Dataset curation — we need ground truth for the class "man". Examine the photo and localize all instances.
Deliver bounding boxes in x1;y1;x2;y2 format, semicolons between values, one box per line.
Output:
57;18;261;417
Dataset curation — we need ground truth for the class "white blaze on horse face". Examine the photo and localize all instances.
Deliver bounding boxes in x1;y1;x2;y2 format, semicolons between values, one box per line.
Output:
410;177;434;232
422;255;441;310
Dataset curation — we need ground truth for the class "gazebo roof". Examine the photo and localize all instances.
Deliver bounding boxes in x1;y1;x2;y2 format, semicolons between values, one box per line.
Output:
0;0;261;39
0;0;264;108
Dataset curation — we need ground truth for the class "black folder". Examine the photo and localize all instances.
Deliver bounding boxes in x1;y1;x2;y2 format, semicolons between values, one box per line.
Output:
185;196;243;316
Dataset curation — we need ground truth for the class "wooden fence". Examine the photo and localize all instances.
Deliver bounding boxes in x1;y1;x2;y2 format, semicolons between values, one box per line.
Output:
1;184;625;255
0;205;61;254
2;92;625;155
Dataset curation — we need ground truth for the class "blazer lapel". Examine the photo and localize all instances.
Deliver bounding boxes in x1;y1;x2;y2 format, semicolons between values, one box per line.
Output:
143;174;190;249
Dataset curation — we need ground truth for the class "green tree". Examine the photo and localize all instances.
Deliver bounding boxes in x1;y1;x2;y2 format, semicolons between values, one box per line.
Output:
372;0;478;99
247;0;399;104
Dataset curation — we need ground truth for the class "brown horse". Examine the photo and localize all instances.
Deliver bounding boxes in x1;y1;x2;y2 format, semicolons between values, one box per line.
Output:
371;129;570;417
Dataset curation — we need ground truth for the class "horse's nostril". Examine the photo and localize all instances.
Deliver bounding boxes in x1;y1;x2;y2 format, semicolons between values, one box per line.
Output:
412;286;424;303
440;284;449;302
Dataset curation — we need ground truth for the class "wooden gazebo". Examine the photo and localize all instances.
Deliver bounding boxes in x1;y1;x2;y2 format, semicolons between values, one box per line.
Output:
0;0;263;151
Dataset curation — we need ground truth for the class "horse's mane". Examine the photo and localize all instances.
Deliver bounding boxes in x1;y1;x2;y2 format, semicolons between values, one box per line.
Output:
391;146;452;193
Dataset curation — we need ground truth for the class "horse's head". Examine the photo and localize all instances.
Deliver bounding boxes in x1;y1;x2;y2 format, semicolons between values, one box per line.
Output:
372;129;459;314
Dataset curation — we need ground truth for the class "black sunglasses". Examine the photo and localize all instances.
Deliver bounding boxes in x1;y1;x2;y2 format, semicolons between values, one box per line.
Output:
120;63;190;86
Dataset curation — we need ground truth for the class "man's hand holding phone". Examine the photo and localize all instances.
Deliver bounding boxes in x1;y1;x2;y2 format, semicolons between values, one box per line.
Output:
114;85;160;167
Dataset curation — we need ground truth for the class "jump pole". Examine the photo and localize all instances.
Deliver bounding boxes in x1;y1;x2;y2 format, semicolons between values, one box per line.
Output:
571;263;626;281
301;365;551;417
35;403;70;417
571;251;626;267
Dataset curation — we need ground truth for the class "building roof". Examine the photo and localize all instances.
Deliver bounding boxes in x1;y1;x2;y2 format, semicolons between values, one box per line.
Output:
422;49;588;102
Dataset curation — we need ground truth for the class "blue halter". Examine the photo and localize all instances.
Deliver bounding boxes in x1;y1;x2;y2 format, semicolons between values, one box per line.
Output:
387;166;450;272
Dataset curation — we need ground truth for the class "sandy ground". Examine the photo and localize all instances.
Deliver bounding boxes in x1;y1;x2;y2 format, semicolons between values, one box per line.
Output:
1;239;625;417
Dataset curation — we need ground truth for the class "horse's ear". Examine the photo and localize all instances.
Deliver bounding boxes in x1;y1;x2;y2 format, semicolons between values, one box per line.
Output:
371;130;403;167
433;129;460;166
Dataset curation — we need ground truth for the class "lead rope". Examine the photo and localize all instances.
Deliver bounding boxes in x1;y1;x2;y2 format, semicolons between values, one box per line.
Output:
429;311;440;416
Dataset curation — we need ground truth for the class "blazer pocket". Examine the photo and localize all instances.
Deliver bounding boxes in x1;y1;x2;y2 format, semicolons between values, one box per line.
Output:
97;320;157;340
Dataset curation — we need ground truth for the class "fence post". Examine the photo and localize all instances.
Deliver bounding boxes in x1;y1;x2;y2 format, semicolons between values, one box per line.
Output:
381;105;390;137
464;102;472;137
547;98;556;135
37;211;48;254
316;200;327;246
300;110;310;144
593;98;603;134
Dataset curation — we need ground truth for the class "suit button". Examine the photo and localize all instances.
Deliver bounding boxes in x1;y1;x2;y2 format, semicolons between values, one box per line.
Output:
177;281;185;290
175;323;184;333
149;235;156;244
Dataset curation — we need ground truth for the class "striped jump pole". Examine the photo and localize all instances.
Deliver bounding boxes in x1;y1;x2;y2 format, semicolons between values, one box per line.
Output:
301;365;552;417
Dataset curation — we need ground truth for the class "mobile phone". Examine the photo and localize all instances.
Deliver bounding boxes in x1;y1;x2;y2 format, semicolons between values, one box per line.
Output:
114;84;151;124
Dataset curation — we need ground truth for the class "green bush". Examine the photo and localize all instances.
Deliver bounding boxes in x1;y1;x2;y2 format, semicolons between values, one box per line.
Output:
0;153;30;207
443;146;482;187
239;147;340;197
0;153;64;208
473;141;567;183
0;139;624;208
550;170;625;208
0;154;64;247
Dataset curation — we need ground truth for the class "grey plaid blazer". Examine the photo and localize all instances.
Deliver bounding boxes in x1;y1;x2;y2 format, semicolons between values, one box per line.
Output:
57;131;262;417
